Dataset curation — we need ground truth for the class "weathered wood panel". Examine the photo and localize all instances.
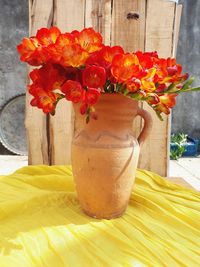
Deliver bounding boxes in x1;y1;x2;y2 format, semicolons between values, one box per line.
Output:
85;0;112;45
139;0;177;176
26;0;53;164
49;0;85;164
111;0;146;139
27;0;181;176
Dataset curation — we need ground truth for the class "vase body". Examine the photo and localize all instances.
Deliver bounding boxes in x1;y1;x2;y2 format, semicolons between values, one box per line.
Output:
72;94;152;219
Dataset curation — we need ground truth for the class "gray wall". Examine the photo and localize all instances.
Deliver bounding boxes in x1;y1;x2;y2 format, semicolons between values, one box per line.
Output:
172;0;200;139
0;0;28;154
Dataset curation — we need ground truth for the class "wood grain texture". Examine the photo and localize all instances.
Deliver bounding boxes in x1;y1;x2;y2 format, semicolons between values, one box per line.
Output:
26;0;53;164
111;0;146;52
138;0;177;176
27;0;181;174
173;4;183;57
111;0;146;139
85;0;112;45
49;0;85;164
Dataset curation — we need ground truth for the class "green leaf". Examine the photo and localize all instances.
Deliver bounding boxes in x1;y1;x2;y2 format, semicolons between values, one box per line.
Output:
86;115;90;124
182;77;195;91
182;86;200;93
165;83;175;92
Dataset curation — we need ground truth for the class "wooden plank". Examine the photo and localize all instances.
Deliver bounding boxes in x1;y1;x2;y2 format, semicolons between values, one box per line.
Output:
85;0;112;45
173;5;183;57
111;0;146;52
49;0;85;164
111;0;146;139
139;0;177;176
26;0;53;165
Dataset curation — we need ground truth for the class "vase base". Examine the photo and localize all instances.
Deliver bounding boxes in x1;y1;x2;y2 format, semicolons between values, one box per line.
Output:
81;207;127;220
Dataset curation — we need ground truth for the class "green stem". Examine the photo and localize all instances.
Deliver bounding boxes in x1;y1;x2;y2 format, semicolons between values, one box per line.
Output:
156;87;200;95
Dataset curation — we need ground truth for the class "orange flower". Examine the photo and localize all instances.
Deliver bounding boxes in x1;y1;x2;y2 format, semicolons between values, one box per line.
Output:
154;94;177;115
48;33;75;62
17;27;61;66
17;26;194;120
159;93;177;108
99;46;124;67
141;68;156;92
111;53;140;82
60;44;88;67
75;28;103;53
55;33;74;47
29;85;58;114
17;37;48;66
36;27;61;46
154;103;170;115
154;57;188;85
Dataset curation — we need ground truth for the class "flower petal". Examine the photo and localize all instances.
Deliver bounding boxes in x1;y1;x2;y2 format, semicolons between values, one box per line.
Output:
61;80;84;103
82;65;106;88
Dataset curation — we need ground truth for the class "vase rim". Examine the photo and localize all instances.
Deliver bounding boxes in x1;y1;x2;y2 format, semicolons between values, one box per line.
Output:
99;92;138;104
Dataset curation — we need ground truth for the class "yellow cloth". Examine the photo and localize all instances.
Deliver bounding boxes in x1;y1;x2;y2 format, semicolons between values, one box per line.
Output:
0;166;199;267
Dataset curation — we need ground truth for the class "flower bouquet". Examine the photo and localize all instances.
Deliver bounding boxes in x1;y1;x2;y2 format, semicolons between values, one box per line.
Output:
17;27;200;219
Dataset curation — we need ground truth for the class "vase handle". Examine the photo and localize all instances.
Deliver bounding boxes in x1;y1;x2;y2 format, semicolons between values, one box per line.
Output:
137;108;153;146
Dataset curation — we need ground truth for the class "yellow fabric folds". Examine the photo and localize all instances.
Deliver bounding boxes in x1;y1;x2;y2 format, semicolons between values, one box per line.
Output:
0;166;199;267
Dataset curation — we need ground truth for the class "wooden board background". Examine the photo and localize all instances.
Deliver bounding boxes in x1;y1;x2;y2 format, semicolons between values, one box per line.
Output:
27;0;181;176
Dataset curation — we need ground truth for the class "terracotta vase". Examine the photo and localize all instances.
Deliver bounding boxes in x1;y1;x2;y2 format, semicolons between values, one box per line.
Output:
72;94;152;219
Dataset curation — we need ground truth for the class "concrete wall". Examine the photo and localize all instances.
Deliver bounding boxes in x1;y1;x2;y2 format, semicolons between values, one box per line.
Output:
0;0;28;154
172;0;200;139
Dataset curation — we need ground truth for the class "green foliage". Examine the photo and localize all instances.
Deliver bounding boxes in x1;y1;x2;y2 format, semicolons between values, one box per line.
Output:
170;133;187;160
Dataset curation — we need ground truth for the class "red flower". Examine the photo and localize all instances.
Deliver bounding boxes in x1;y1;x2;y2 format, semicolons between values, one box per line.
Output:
99;46;124;68
125;78;141;93
85;88;100;105
80;103;88;115
29;85;58;114
75;28;103;53
61;80;84;103
145;93;160;105
111;53;140;82
17;26;193;121
135;51;154;69
82;65;106;88
155;83;167;93
29;63;67;91
85;46;124;69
